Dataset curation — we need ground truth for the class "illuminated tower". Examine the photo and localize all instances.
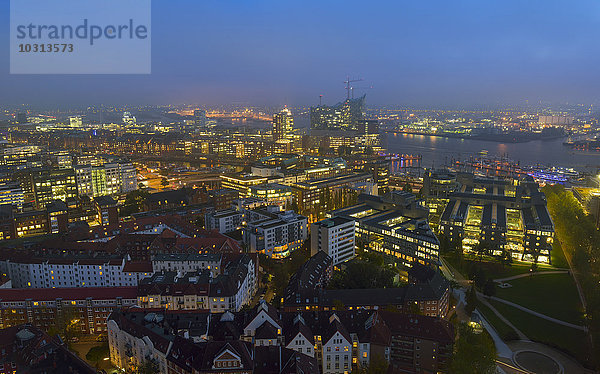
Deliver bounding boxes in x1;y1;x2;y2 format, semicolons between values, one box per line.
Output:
272;107;294;141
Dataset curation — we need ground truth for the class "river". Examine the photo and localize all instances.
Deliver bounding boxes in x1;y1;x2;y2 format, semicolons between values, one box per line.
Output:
384;132;600;172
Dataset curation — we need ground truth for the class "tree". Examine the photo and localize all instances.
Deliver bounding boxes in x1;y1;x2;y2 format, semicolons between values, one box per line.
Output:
464;286;477;316
530;261;538;276
290;199;299;213
351;353;389;373
449;323;496;374
499;249;512;268
438;233;451;254
120;189;150;216
483;279;496;297
135;359;160;374
47;305;80;343
160;177;169;188
474;241;487;262
86;343;109;368
402;182;413;193
328;259;396;290
408;301;423;315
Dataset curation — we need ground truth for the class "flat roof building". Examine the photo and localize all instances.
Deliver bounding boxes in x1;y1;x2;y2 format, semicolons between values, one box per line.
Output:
439;174;554;263
330;192;440;269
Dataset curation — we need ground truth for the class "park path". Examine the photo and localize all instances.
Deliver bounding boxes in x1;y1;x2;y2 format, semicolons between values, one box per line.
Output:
490;296;586;331
494;270;568;283
476;293;529;340
440;257;529;341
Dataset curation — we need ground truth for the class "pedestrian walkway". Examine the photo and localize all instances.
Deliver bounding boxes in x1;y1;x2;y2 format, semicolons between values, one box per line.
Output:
494;270;568;283
490;296;586;331
477;293;528;340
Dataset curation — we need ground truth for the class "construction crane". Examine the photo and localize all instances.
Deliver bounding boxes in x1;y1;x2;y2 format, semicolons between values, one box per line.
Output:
350;85;374;99
344;76;363;100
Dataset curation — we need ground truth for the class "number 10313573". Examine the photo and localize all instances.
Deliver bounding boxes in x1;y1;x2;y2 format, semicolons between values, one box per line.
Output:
18;43;74;52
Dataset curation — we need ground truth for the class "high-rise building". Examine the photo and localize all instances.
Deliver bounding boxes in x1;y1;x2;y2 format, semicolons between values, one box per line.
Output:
310;95;365;131
194;109;207;127
272;107;294;141
366;159;390;195
16;112;27;124
311;216;356;266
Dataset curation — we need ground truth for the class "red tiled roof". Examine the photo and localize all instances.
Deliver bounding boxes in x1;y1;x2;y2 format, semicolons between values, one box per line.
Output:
0;287;138;302
122;261;153;273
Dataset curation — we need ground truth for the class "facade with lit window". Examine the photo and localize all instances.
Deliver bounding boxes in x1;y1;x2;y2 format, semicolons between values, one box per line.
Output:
439;174;554;263
330;192;440;269
0;287;137;334
245;208;308;259
248;183;292;209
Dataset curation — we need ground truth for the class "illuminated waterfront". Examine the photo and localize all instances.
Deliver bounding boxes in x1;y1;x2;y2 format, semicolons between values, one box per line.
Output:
386;132;600;171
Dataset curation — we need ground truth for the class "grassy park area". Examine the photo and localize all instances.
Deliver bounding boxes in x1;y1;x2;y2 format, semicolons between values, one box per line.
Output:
475;300;519;341
495;272;584;325
489;299;591;365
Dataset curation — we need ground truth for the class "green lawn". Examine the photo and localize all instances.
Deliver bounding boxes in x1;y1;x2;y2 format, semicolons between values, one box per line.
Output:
476;300;519;341
489;299;592;366
444;255;553;281
551;239;569;269
495;273;584;325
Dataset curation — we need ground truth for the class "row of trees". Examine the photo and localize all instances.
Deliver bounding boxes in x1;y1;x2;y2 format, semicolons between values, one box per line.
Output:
258;241;311;307
543;184;600;367
439;232;514;270
328;252;399;290
449;323;497;374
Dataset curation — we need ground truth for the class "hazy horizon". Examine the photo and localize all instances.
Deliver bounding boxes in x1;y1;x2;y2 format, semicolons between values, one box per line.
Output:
3;0;600;108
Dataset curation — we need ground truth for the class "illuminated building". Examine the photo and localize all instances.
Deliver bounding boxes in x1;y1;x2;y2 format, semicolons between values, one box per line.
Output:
14;209;48;238
291;173;377;221
32;168;77;208
46;200;68;234
194;109;207;127
0;182;24;211
0;287;137;334
94;195;119;228
538;115;574;126
69;116;83;127
122;111;136;125
310;95;365;131
205;209;243;233
220;174;268;196
439;174;554;263
273;107;294;141
330;192;440;269
244;206;308;259
248;183;292;208
0;144;43;170
310;216;355;266
208;188;240;210
366;159;390;195
75;162;137;197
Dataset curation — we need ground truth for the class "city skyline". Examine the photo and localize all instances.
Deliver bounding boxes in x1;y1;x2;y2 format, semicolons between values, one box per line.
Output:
3;0;600;108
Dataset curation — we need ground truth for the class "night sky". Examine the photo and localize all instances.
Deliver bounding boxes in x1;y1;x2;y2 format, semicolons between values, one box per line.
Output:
2;0;600;108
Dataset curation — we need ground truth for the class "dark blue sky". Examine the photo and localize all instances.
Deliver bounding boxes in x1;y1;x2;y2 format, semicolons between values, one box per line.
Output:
2;0;600;108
